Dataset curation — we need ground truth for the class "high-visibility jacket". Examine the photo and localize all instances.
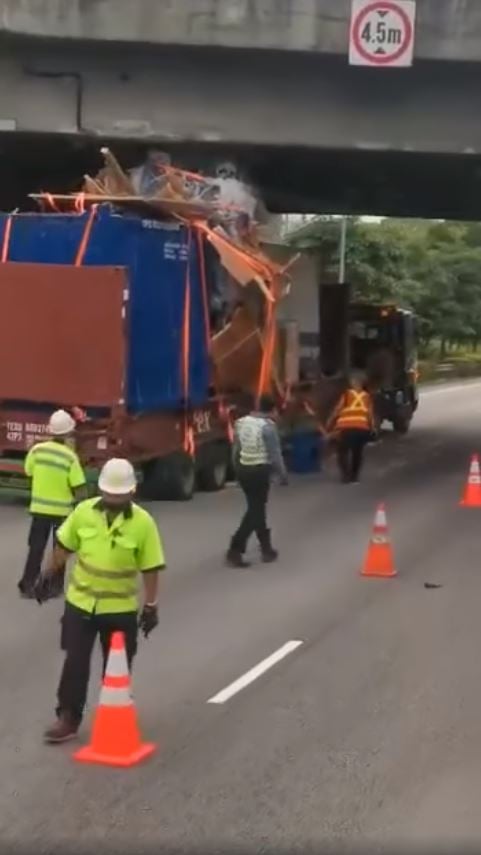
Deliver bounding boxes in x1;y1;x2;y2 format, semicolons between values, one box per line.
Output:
57;498;166;615
24;440;86;518
335;389;373;432
236;415;269;466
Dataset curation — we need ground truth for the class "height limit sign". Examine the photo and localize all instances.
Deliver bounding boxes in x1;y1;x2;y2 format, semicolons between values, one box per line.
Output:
349;0;416;67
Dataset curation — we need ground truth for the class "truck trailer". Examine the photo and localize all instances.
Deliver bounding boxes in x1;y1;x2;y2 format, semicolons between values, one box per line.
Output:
0;206;248;500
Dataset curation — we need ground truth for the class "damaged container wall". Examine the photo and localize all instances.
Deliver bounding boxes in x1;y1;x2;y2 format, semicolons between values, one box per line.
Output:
0;207;210;412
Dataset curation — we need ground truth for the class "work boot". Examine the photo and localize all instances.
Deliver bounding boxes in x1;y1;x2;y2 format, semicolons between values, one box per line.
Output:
43;714;79;744
225;549;251;568
258;529;279;563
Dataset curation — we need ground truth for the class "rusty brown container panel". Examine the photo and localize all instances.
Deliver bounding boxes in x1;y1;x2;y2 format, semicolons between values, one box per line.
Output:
0;263;126;407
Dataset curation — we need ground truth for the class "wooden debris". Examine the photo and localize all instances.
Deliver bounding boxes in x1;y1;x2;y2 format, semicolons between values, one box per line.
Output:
99;147;135;195
31;146;299;399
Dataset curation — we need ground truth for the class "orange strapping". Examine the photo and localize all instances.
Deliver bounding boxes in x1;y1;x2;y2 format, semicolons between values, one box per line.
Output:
1;215;12;263
45;193;59;212
196;228;211;353
163;164;206;184
184;423;195;457
75;205;97;267
194;219;280;289
182;229;195;458
256;296;276;404
74;193;86;214
218;398;235;444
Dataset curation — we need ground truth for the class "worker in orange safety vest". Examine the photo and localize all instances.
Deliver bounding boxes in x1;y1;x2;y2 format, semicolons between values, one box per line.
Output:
328;373;375;484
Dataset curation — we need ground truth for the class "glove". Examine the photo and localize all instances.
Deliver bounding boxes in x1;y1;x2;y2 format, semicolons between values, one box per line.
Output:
34;572;55;605
139;604;159;639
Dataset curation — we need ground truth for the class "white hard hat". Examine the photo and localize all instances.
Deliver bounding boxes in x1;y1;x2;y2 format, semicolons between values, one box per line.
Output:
48;409;76;436
98;458;136;495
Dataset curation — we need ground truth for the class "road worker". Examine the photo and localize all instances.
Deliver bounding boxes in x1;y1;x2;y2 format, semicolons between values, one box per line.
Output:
328;373;375;484
34;458;165;744
226;394;288;568
17;409;87;599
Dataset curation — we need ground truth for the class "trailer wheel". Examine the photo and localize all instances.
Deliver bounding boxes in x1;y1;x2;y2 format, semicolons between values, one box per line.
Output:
142;453;195;501
163;452;196;501
197;445;229;492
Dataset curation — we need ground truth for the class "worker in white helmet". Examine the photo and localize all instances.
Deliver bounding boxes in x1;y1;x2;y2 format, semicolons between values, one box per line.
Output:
35;458;166;744
18;409;87;598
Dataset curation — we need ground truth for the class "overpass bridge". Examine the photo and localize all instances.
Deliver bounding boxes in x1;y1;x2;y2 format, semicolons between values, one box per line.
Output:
1;0;481;217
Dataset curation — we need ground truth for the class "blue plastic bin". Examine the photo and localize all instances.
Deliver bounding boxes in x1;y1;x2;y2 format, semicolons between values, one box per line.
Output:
284;431;324;474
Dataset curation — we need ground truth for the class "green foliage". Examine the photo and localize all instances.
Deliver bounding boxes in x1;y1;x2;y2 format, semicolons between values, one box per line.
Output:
288;217;481;355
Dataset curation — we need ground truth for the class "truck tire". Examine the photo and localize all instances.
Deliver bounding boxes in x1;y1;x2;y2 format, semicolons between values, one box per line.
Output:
197;444;229;492
163;452;195;501
392;407;412;435
142;453;195;501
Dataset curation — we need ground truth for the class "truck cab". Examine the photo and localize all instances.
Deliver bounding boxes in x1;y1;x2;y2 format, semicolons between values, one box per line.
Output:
349;303;419;434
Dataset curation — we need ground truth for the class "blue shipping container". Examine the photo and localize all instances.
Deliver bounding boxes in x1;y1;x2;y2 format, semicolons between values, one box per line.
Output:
0;206;210;413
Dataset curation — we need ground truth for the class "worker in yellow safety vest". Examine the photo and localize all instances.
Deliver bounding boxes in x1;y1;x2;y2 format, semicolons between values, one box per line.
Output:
328;373;375;484
34;458;166;744
18;409;87;599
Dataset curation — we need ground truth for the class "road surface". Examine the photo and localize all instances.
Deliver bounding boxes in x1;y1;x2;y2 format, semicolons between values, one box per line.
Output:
2;381;481;850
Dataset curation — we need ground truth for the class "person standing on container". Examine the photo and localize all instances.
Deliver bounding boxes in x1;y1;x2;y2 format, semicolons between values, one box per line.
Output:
226;394;288;568
18;409;87;599
328;373;376;484
34;458;165;744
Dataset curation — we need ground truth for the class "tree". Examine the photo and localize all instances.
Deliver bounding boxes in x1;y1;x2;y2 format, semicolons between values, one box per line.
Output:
287;216;481;355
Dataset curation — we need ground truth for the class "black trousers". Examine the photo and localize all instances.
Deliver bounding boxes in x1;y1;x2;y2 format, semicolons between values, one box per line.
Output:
337;429;370;482
19;514;65;590
57;602;138;725
230;464;271;553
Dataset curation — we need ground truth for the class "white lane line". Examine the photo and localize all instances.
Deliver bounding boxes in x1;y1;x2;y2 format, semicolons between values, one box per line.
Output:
422;381;481;397
207;640;304;705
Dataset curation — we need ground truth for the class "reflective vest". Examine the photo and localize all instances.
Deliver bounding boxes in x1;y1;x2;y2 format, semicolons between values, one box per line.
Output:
237;415;269;466
58;498;166;615
24;440;86;518
336;389;372;431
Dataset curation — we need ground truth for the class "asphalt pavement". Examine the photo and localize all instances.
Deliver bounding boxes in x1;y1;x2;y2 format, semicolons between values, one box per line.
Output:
2;381;481;851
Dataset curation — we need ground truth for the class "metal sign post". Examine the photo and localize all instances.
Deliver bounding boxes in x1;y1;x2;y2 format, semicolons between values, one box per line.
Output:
338;217;347;285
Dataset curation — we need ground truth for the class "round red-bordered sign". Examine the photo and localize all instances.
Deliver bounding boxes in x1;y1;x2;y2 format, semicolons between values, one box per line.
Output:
352;1;413;66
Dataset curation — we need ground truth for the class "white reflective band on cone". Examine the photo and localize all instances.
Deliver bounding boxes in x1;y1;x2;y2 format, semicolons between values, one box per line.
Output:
99;685;133;707
374;508;387;528
105;648;129;678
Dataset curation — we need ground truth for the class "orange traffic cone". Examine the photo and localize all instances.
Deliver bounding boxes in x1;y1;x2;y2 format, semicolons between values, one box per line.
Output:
361;503;397;578
459;454;481;507
73;631;156;768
